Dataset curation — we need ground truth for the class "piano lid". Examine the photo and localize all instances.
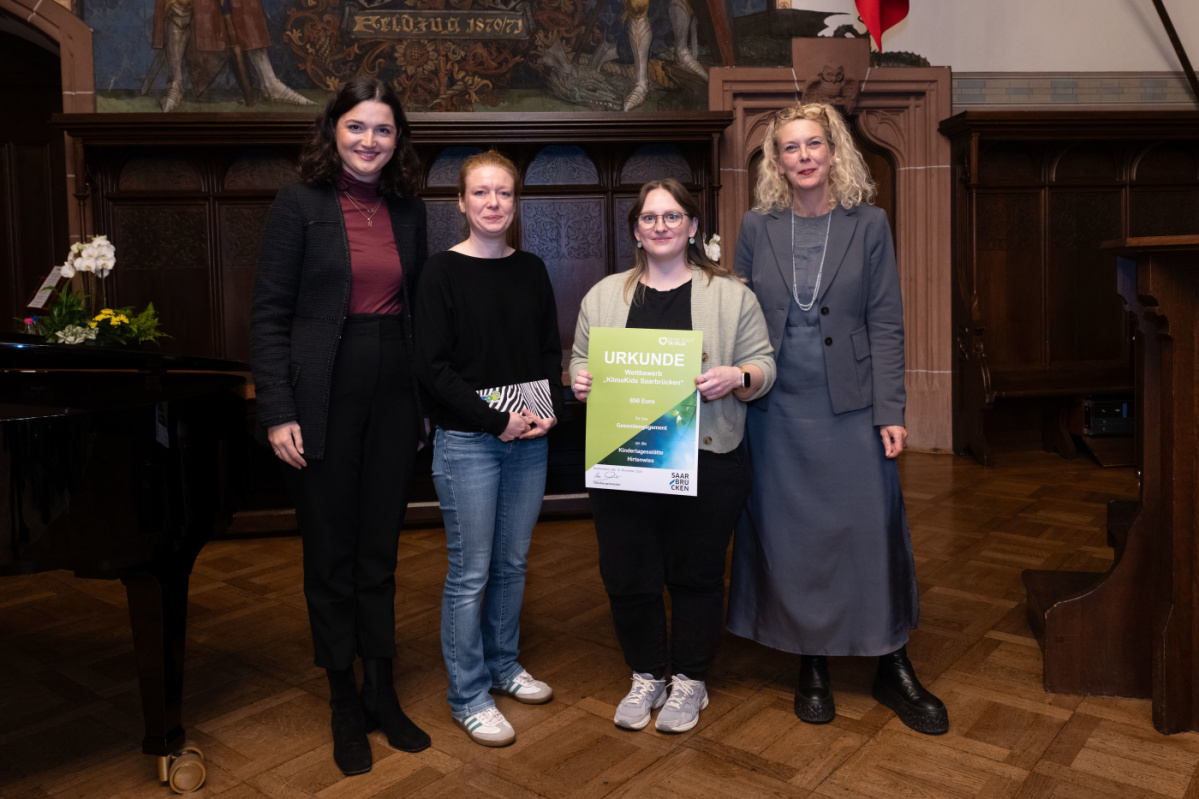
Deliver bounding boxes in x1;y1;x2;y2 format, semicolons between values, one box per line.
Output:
0;333;250;373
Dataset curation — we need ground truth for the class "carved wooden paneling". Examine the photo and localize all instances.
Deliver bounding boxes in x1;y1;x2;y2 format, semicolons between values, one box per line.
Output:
426;200;465;256
219;203;273;363
112;203;212;356
620;143;691;185
613;195;640;272
58;113;729;365
524;145;599;186
1053;143;1121;184
940;110;1199;464
1047;190;1124;363
223;150;301;191
520;196;606;353
426;146;482;188
975;191;1043;371
1133;141;1198;183
977;142;1041;185
118;157;203;192
1130;189;1199;238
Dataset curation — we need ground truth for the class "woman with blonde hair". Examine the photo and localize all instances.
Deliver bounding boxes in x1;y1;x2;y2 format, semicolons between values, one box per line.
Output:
571;178;775;734
415;150;562;748
727;102;949;734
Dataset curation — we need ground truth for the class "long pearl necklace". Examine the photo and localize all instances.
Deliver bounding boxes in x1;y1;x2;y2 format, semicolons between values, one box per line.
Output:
343;191;383;227
791;210;832;312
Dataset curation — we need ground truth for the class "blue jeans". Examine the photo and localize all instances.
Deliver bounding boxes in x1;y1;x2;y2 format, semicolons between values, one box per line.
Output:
433;428;548;719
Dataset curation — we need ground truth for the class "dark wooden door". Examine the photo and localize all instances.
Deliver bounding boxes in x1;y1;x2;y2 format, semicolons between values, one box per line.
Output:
0;23;69;325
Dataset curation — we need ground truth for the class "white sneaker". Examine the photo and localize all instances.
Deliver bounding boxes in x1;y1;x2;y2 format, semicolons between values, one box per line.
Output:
614;672;668;730
493;669;553;704
654;674;709;733
454;706;515;747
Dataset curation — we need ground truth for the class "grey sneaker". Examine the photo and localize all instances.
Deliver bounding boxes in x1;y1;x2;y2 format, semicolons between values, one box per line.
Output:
614;672;668;730
493;669;553;704
454;706;515;747
654;674;708;733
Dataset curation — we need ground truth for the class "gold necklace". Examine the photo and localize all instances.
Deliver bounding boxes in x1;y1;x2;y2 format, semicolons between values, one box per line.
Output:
343;192;383;227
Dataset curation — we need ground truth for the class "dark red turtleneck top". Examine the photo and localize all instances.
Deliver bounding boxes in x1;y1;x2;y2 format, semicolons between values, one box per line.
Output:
338;171;403;315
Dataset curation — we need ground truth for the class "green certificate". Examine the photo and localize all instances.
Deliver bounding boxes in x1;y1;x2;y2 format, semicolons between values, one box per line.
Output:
584;327;701;495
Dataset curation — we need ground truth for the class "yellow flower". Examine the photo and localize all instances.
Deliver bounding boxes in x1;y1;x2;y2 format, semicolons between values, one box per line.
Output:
116;315;129;323
100;308;113;315
94;313;108;321
109;317;122;326
88;321;97;328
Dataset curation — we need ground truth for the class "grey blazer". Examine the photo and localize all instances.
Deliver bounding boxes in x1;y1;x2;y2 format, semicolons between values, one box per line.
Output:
734;203;905;427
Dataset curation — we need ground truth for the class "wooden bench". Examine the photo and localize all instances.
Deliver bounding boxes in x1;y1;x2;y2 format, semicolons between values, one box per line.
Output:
941;111;1199;465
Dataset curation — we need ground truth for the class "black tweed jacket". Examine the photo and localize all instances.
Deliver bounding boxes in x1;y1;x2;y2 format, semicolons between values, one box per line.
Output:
250;181;427;460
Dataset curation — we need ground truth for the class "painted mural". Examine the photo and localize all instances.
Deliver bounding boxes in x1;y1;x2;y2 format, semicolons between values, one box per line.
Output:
86;0;905;112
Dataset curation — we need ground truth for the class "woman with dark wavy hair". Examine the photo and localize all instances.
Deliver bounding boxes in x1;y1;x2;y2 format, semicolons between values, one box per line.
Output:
251;76;429;777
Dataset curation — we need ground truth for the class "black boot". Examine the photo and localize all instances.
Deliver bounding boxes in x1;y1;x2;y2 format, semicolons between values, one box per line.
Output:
871;646;949;735
328;667;372;776
794;655;835;723
362;658;431;753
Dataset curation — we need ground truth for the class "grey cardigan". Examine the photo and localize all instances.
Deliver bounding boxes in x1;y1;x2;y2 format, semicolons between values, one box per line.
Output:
735;203;905;427
569;268;776;454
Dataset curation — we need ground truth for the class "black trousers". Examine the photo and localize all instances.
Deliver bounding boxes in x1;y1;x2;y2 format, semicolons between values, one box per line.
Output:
589;446;751;680
283;315;418;670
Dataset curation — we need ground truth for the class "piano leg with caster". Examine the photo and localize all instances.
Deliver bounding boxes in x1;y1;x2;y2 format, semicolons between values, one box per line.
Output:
122;552;207;793
158;746;207;794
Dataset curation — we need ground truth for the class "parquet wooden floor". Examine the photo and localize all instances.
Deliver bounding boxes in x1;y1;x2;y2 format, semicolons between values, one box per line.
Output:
4;451;1199;798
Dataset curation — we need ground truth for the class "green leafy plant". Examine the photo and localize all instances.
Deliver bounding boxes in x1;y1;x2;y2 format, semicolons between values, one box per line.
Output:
29;236;170;346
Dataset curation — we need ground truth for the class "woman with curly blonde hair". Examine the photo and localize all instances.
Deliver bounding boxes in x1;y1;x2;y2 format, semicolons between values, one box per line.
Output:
728;102;949;736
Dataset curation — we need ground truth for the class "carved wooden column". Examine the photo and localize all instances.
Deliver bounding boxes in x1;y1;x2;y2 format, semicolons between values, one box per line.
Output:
709;40;952;451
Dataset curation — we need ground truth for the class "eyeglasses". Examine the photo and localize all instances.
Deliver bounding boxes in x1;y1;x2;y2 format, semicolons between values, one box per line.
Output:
637;212;689;229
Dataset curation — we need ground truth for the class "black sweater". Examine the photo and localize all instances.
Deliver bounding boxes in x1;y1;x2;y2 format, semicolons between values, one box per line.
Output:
414;250;564;436
250;181;427;459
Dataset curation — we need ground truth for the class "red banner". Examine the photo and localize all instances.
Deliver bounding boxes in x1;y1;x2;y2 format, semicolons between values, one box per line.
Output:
855;0;909;50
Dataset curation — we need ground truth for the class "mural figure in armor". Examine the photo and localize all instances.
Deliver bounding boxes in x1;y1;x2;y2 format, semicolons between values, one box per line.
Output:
151;0;315;111
619;0;707;110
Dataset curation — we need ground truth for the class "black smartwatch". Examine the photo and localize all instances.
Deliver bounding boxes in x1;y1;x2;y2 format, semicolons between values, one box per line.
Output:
738;366;751;390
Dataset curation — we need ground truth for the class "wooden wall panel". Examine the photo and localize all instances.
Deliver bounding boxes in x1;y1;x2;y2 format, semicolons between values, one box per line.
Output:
54;112;729;359
941;111;1199;465
1046;190;1123;365
975;192;1043;371
112;203;213;357
521;196;607;357
218;203;273;364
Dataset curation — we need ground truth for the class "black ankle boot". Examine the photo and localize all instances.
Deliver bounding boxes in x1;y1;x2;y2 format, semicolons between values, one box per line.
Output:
362;658;431;753
328;667;372;776
871;646;949;735
794;655;835;723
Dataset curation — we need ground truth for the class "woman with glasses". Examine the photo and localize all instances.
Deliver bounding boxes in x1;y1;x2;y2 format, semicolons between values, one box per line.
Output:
727;102;948;735
570;179;775;734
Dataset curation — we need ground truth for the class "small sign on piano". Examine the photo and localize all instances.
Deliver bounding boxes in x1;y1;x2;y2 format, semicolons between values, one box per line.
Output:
27;267;64;311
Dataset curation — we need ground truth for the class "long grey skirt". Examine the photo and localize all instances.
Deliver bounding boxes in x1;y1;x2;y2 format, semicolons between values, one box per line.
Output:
727;299;919;656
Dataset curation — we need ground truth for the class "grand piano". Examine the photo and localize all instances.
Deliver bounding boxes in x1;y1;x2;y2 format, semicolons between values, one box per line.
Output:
0;334;247;792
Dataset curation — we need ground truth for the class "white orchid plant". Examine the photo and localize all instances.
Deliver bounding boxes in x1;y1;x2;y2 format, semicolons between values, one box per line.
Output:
35;235;167;346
